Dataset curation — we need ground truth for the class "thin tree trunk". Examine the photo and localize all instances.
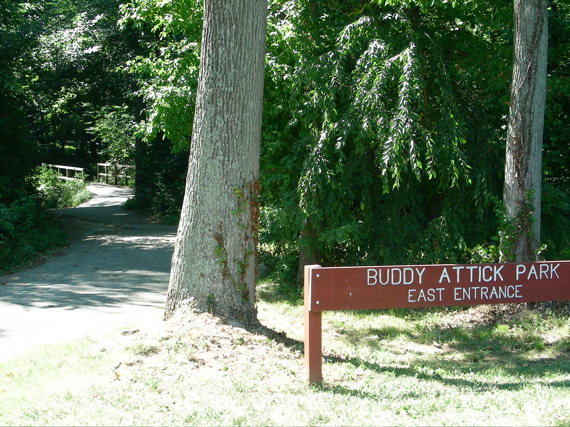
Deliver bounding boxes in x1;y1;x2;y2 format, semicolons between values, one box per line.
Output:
165;0;266;324
295;224;321;287
502;0;547;262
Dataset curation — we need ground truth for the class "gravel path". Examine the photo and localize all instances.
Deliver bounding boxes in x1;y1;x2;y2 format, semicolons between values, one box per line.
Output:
0;184;177;363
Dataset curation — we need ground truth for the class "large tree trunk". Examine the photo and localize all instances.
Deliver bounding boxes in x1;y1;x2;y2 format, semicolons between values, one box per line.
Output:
502;0;548;262
165;0;267;324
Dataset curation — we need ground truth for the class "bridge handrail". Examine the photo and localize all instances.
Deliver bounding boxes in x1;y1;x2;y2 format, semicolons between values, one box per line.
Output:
96;163;134;186
42;163;84;180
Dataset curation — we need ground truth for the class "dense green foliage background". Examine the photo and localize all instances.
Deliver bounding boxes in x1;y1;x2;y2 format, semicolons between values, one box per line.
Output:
1;0;569;281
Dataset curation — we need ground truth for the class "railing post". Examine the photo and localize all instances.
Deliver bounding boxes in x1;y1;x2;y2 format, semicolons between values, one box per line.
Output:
304;264;323;385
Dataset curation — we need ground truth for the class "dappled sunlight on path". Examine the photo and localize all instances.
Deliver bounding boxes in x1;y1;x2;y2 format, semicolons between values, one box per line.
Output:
0;184;177;362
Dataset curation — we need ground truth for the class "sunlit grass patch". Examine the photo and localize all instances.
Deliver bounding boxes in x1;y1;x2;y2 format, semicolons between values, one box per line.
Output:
1;281;569;426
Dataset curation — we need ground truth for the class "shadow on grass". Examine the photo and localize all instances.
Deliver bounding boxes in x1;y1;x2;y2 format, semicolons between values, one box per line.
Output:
246;308;570;399
246;321;305;353
340;319;570;355
257;279;304;307
318;319;570;399
319;353;570;403
257;280;570;398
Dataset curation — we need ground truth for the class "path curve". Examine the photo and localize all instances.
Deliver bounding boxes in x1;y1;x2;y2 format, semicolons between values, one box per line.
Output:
0;184;177;363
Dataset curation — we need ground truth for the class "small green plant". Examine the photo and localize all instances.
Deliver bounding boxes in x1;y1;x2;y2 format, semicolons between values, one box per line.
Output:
206;293;215;313
213;240;228;268
231;187;247;217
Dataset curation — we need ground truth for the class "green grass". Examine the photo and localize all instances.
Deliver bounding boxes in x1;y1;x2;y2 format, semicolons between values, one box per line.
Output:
1;281;569;426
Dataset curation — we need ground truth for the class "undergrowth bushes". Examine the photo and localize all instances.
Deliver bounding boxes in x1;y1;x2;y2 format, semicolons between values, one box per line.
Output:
125;145;188;224
35;166;91;209
0;196;68;274
0;166;91;274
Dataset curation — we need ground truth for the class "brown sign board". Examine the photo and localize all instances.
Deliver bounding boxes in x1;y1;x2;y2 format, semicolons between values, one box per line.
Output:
307;261;570;311
304;261;570;385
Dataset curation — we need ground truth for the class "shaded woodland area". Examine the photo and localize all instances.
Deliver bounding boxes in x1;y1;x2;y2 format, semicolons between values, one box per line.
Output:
1;0;569;281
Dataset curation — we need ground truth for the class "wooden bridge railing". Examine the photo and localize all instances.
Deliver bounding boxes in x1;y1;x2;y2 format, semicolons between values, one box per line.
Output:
96;163;134;186
42;163;84;181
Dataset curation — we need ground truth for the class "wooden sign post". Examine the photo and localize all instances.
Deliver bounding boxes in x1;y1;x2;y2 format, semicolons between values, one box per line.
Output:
304;261;570;385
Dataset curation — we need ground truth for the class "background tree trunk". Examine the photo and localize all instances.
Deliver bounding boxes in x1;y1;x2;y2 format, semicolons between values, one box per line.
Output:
502;0;548;262
165;0;267;324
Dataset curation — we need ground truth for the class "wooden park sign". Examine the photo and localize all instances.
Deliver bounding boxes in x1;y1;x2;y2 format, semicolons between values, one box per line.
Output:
304;261;570;384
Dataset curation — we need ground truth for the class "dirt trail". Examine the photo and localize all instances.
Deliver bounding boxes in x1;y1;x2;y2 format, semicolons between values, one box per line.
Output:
0;184;177;363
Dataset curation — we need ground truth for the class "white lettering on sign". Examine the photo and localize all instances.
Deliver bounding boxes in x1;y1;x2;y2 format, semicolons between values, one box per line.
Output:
438;268;450;284
516;263;559;281
453;284;523;301
438;265;504;284
407;288;445;303
367;267;426;286
364;263;563;305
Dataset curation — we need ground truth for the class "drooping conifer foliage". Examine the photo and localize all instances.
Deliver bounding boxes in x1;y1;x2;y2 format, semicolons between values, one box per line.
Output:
257;0;570;280
260;0;512;279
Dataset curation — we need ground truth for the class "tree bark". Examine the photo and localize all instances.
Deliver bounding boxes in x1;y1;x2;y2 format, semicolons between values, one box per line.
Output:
502;0;548;262
165;0;267;324
295;224;321;287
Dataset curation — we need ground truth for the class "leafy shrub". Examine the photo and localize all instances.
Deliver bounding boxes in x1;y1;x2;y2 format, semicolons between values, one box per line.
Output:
34;166;91;209
0;195;68;273
0;165;89;273
0;196;36;240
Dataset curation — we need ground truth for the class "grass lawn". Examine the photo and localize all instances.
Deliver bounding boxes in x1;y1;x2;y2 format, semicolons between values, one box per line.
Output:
1;279;569;426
